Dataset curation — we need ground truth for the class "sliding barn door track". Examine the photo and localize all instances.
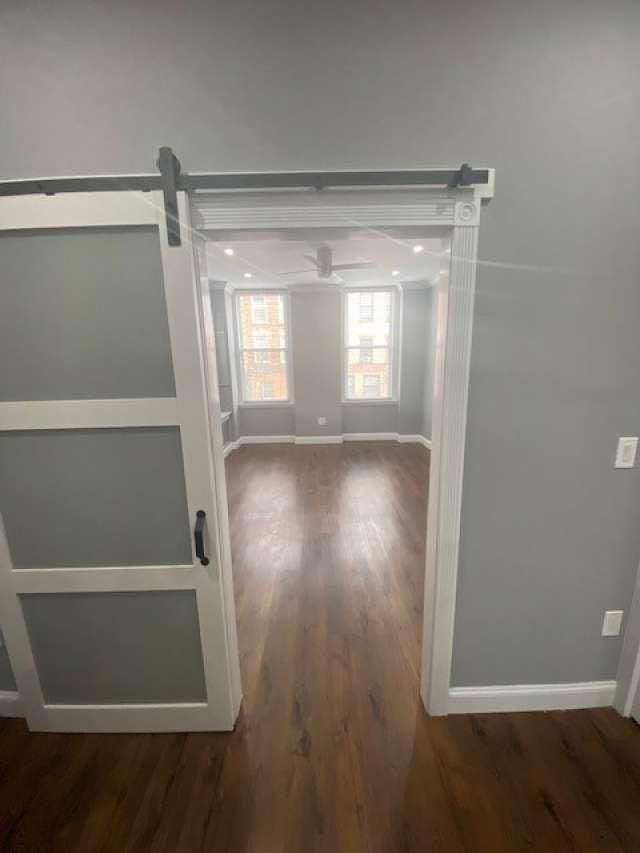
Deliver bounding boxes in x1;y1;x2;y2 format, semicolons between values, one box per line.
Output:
0;147;490;246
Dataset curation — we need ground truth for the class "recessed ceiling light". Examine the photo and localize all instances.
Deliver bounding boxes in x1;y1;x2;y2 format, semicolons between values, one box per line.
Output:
223;247;234;256
413;244;424;254
391;270;400;277
243;272;252;279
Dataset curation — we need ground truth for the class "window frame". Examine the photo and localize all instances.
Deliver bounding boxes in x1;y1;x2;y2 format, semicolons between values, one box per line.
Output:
234;289;294;406
342;286;399;404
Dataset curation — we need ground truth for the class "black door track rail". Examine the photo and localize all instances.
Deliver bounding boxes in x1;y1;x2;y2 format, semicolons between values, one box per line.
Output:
0;148;489;247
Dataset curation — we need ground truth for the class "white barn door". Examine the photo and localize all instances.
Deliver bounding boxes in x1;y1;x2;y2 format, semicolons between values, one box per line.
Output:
0;190;241;732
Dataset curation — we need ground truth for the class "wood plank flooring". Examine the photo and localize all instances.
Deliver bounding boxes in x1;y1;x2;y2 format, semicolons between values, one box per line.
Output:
1;442;639;851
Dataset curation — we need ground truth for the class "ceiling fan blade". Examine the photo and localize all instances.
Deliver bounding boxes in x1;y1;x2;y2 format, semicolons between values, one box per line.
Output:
401;277;436;287
331;262;376;271
303;253;320;267
277;268;317;276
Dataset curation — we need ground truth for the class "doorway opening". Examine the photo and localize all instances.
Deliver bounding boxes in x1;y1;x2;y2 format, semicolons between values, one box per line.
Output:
198;217;453;725
190;184;489;719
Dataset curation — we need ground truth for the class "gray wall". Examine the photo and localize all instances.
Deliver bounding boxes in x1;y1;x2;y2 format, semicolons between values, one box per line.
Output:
0;229;175;401
210;289;234;415
422;290;435;441
210;287;239;442
292;291;343;437
238;406;295;437
342;404;397;435
0;633;16;691
22;591;206;704
399;289;432;437
0;428;191;569
2;0;640;689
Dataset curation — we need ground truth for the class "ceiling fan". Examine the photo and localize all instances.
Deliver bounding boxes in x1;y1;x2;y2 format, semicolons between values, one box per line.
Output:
278;245;376;280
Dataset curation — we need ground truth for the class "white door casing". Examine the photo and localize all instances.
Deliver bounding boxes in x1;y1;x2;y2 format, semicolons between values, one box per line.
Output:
615;560;640;720
0;190;241;732
190;184;492;716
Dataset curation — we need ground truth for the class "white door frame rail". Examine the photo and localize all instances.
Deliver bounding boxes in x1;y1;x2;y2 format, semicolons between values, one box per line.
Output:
191;180;494;715
615;560;640;718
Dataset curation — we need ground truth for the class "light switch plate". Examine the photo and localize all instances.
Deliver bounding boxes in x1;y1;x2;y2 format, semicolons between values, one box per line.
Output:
615;437;638;469
602;610;624;637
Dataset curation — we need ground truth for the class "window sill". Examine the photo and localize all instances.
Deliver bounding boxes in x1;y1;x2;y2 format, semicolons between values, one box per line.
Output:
238;401;294;409
341;399;398;406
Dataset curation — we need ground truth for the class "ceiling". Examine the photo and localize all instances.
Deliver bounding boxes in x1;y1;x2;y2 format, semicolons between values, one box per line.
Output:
204;227;447;289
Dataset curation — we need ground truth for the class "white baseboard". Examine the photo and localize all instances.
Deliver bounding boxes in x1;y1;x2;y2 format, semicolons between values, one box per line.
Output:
294;435;343;445
447;680;617;714
223;440;239;458
223;432;432;455
398;434;432;449
238;434;295;445
224;435;295;457
0;690;24;718
342;432;398;442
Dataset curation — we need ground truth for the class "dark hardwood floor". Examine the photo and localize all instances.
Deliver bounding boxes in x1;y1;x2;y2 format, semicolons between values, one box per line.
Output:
1;442;640;851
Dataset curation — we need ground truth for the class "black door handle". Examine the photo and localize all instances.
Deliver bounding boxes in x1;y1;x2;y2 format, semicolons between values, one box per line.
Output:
194;510;210;566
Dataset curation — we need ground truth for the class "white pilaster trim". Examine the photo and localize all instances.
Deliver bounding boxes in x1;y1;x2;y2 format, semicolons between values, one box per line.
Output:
190;184;492;718
614;559;640;716
421;215;480;716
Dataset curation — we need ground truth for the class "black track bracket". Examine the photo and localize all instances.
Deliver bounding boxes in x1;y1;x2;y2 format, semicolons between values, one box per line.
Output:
157;146;182;246
448;163;474;188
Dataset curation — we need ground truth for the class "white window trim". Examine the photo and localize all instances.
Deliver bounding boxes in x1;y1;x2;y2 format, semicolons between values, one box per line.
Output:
341;286;400;404
234;289;294;407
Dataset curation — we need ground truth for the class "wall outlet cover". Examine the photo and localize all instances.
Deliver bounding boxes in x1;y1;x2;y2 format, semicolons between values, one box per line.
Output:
615;436;638;469
602;610;624;637
317;417;327;426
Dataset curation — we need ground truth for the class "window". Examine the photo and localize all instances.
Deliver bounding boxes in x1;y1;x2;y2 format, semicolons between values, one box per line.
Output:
251;295;267;324
363;375;381;396
359;335;374;363
359;292;373;322
253;331;269;349
236;292;291;402
344;289;394;400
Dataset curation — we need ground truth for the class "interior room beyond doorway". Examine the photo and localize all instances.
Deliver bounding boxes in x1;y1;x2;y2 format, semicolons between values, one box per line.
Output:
203;225;440;780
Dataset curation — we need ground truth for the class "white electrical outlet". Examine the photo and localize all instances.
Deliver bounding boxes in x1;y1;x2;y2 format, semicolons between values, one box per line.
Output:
602;610;624;637
317;417;327;426
615;437;638;469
